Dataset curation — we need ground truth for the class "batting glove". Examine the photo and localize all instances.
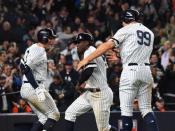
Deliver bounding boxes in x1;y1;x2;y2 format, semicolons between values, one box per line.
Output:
35;86;46;102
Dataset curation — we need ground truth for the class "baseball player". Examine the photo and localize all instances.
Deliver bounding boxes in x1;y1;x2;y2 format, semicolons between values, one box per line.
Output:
64;33;116;131
20;28;60;131
77;9;159;131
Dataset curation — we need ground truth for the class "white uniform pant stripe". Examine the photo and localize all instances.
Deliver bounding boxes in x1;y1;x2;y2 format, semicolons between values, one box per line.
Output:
20;83;60;121
65;88;113;131
120;66;153;117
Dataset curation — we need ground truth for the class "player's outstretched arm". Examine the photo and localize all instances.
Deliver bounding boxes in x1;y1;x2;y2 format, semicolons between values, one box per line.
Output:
77;40;115;71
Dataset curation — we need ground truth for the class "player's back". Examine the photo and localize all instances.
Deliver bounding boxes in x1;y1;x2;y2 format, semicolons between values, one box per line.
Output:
118;23;154;66
22;44;47;82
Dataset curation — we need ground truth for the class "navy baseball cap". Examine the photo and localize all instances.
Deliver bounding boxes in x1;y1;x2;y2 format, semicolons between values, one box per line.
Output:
76;33;94;44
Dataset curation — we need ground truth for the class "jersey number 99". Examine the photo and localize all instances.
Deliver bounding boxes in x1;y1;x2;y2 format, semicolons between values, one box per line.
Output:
136;30;151;46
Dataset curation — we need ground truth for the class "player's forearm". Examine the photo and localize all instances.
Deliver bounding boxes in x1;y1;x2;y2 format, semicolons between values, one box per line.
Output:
79;67;94;85
85;41;114;63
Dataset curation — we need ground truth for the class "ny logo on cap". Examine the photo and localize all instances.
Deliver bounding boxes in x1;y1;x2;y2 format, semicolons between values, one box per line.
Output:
126;12;133;17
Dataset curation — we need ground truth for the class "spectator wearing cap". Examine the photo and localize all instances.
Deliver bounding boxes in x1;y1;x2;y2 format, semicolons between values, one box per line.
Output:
60;58;79;86
49;74;75;112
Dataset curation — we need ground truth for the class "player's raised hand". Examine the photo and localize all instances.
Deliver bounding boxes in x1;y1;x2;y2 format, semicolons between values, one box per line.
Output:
105;49;119;61
106;53;118;61
35;86;46;102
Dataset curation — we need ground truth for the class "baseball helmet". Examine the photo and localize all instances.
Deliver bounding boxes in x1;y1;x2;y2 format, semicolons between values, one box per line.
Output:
37;28;57;44
121;9;140;23
76;33;94;45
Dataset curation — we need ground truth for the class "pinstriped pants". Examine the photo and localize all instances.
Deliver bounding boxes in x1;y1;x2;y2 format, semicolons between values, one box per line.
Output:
119;65;153;117
20;83;60;124
65;88;113;131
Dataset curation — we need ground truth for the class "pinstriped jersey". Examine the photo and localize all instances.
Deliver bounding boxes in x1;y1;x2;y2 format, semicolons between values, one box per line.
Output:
82;46;109;89
112;23;154;66
21;44;47;82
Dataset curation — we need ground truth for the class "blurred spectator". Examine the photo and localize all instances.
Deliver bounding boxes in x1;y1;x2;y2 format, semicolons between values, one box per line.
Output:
60;37;79;60
49;74;75;112
165;15;175;43
160;41;172;70
169;43;175;64
12;98;32;113
60;60;79;86
57;26;74;50
151;65;163;106
150;53;164;72
121;0;129;11
6;42;20;66
141;0;158;28
108;73;120;111
0;21;14;42
21;26;35;53
0;73;15;113
0;76;9;113
72;59;79;70
70;16;83;32
133;99;139;111
154;98;166;112
45;59;58;90
0;50;7;67
159;58;175;110
107;63;122;81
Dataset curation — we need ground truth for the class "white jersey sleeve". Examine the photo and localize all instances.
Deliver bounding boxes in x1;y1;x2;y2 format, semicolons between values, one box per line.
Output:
22;44;45;69
83;46;97;69
111;28;126;47
21;44;48;81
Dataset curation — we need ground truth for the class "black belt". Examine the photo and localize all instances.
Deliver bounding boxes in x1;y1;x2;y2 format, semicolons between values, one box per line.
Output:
23;81;42;84
128;63;150;66
85;88;101;93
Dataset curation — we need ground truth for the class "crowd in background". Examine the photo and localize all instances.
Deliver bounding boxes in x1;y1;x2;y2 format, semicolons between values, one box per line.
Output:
0;0;175;113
